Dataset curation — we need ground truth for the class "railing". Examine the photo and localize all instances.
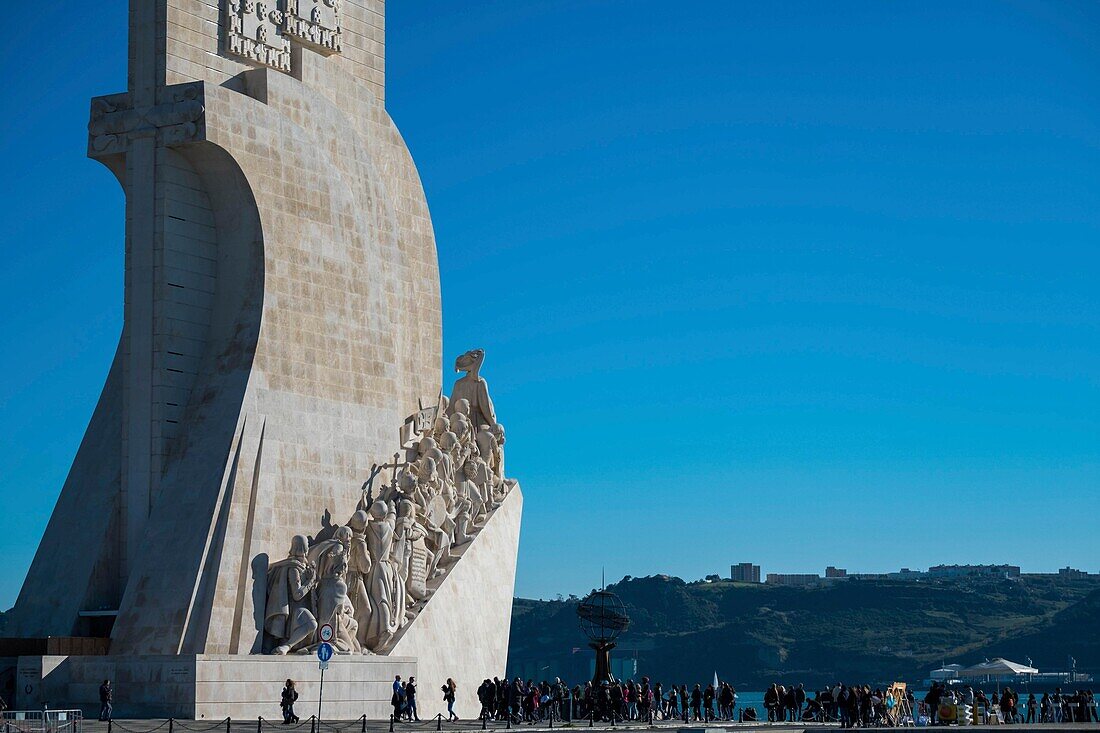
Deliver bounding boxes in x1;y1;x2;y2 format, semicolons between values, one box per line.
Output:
2;710;84;733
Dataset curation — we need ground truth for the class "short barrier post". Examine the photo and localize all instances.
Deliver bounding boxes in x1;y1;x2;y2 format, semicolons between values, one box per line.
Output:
169;719;174;733
107;721;112;733
389;715;394;733
505;713;511;730
309;716;316;733
361;715;367;733
481;714;487;730
436;714;442;732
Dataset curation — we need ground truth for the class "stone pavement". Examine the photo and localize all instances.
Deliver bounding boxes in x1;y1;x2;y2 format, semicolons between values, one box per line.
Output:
71;719;1100;733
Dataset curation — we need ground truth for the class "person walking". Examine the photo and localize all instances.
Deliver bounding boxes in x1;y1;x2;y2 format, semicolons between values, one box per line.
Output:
280;680;300;724
442;678;458;721
98;679;113;722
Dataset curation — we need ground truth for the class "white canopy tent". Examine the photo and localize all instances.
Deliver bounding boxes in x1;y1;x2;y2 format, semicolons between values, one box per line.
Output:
959;658;1039;679
958;658;1039;697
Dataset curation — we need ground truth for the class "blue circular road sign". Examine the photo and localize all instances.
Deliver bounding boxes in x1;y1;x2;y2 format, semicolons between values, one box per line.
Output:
317;642;334;663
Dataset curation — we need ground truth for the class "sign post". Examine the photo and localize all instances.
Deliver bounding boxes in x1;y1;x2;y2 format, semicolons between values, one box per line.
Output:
317;624;335;722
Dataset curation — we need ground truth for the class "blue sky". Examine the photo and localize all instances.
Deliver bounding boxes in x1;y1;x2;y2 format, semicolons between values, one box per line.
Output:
1;1;1098;609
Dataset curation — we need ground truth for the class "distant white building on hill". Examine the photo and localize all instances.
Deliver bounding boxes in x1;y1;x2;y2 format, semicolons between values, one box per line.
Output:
928;564;1021;579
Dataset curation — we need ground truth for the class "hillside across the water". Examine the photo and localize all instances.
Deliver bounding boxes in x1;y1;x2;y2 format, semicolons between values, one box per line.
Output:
507;574;1100;688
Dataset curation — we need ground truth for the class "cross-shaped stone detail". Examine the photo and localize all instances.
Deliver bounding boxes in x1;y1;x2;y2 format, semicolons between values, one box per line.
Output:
87;82;206;159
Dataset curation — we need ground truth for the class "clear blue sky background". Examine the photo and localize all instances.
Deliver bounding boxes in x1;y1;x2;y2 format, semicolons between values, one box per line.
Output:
1;2;1098;609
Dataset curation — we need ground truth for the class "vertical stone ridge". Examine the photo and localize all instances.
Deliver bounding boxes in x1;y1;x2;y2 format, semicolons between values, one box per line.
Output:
176;415;247;654
229;416;267;653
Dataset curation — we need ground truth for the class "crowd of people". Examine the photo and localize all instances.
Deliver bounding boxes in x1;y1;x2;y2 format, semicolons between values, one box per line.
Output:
924;682;1098;724
470;677;911;725
464;677;1099;727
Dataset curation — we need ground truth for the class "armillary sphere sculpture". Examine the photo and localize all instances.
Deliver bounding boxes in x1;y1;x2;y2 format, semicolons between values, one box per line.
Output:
577;589;630;685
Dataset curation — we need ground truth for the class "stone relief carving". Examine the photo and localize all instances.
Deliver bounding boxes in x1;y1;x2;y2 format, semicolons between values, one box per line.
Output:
225;0;341;72
264;535;318;655
88;83;206;158
226;0;292;72
283;0;342;54
260;351;516;654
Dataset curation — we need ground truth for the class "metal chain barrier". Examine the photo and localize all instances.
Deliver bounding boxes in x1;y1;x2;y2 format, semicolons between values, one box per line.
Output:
173;719;231;732
109;721;172;733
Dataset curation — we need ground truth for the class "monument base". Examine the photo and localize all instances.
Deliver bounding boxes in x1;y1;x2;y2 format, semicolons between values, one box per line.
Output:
16;487;524;721
19;654;415;720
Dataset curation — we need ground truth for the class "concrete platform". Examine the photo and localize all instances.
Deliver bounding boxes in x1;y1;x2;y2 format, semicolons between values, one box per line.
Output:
69;719;1100;733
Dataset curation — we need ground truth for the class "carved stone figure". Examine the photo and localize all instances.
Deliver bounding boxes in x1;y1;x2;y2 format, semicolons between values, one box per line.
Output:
460;458;487;524
331;579;362;654
260;349;514;656
422;494;453;578
346;510;372;644
448;349;496;431
453;494;474;546
465;456;495;513
309;525;352;643
264;535;318;655
394;500;430;606
362;500;398;649
490;422;507;479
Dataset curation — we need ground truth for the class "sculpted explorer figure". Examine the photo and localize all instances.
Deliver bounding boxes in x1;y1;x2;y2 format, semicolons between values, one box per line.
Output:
346;510;373;644
264;535;318;655
447;349;496;430
394;499;430;606
310;525;352;643
257;349;518;656
363;500;399;649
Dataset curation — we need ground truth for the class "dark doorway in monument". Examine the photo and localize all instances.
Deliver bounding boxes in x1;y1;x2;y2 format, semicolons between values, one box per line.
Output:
74;610;117;639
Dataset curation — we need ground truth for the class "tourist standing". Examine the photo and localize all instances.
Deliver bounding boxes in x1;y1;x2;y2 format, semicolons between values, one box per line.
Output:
98;679;113;722
391;676;404;722
406;677;420;721
280;680;299;724
764;684;779;722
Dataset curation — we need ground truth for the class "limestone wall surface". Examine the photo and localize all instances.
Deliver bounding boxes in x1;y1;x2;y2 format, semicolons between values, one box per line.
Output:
390;487;525;719
110;61;443;656
25;654;416;720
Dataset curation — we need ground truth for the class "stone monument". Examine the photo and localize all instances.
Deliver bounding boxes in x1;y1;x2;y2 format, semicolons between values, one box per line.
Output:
2;1;522;720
